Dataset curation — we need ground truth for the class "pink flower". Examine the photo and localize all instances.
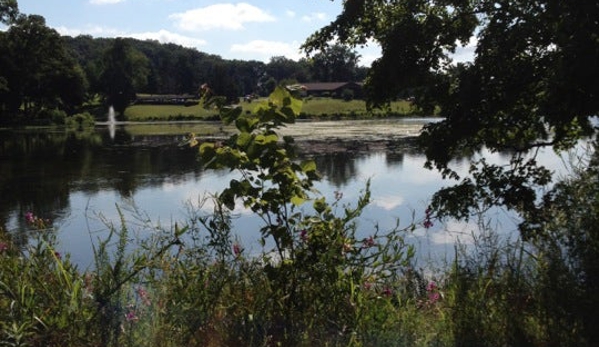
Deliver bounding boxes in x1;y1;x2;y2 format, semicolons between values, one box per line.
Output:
299;229;308;242
0;242;8;252
233;243;242;256
362;236;375;248
382;286;393;297
25;212;35;224
426;281;440;304
137;287;151;306
125;310;138;322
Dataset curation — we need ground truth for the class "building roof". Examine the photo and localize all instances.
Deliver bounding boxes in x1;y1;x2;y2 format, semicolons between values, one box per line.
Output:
301;82;363;91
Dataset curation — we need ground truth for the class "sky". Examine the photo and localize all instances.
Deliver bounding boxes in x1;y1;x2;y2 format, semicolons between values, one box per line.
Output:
11;0;383;66
10;0;475;67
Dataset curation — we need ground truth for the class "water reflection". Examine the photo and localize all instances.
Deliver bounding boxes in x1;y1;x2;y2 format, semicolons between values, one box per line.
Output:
1;119;553;268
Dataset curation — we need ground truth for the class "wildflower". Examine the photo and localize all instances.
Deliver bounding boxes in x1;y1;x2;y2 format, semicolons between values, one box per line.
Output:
300;229;308;242
342;242;353;253
362;236;375;248
423;206;434;229
382;286;393;297
426;281;440;304
25;212;35;224
54;251;61;260
233;243;242;256
125;309;138;322
363;282;373;290
0;242;8;252
137;286;151;306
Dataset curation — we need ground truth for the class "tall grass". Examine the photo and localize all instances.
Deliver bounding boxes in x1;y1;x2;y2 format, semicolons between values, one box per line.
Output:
3;166;598;347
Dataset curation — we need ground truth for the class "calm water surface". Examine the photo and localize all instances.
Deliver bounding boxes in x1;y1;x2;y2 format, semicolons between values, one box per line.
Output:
0;119;567;268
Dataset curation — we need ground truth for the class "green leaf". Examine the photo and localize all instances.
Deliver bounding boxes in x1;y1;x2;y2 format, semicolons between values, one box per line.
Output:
236;132;253;147
219;189;236;210
221;105;242;125
300;160;317;173
291;194;307;206
270;86;303;117
236;116;259;133
313;197;327;214
254;133;278;145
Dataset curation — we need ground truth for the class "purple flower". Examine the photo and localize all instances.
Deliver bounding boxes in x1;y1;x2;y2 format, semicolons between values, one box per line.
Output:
423;206;434;229
426;281;440;304
362;236;375;248
137;286;151;306
300;229;308;241
382;286;393;297
233;243;242;256
25;212;35;224
125;310;138;322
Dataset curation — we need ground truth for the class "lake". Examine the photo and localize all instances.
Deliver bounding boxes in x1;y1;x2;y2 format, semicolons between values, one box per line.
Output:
0;118;568;268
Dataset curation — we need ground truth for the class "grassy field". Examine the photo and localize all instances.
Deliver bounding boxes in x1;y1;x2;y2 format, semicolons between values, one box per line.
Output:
124;97;417;121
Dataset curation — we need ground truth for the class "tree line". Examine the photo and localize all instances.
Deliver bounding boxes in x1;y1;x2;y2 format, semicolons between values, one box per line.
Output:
0;1;367;123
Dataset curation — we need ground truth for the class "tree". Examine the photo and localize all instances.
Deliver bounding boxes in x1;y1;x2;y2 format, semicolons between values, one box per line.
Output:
99;38;149;116
204;61;239;104
265;56;310;84
309;44;361;82
0;14;87;117
303;0;599;224
0;0;18;25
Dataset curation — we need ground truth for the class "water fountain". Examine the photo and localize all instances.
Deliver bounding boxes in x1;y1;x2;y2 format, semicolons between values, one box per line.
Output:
108;105;116;140
108;105;116;124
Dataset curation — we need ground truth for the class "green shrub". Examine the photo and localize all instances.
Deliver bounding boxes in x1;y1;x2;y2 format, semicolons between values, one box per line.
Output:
342;88;355;101
65;112;95;128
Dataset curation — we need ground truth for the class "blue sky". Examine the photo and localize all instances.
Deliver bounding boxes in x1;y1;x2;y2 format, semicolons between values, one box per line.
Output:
12;0;383;66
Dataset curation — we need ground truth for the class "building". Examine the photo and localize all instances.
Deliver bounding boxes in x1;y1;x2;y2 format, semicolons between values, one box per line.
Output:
300;82;364;99
134;94;199;106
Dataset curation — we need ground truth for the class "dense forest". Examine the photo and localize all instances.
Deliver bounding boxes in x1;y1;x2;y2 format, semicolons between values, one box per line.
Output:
0;10;368;124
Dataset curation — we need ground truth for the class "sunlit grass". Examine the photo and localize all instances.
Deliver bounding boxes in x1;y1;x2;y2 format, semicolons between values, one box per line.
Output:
125;103;219;121
124;98;417;121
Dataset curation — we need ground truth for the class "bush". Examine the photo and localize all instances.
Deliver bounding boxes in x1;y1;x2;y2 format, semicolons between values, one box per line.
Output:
65;112;95;129
341;88;354;101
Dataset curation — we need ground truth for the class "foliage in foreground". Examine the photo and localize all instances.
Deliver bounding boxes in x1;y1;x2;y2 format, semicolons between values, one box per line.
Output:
1;88;598;347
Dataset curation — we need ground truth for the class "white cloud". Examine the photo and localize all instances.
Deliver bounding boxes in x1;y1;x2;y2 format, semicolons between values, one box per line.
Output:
371;195;404;210
301;12;327;22
169;3;276;31
230;40;302;61
56;26;206;49
130;30;207;48
451;36;477;63
89;0;124;4
55;25;124;37
286;10;296;18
